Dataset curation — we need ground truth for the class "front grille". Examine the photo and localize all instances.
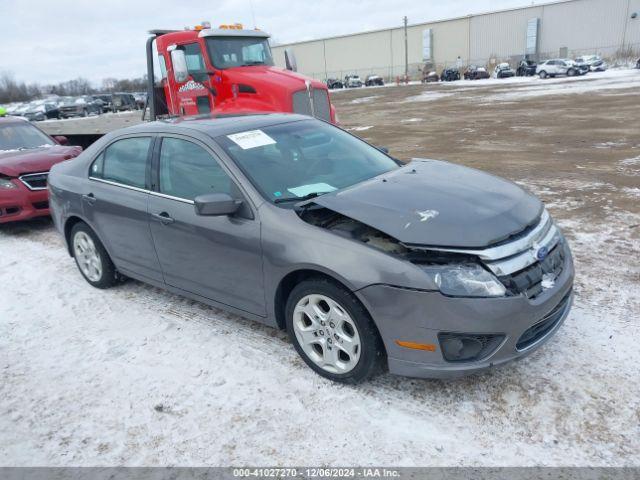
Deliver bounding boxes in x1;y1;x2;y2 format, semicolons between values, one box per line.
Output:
292;88;331;121
499;242;565;298
516;290;572;350
19;172;49;191
292;90;312;116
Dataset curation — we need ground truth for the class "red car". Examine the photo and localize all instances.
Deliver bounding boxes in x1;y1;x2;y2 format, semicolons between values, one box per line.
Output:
0;116;81;224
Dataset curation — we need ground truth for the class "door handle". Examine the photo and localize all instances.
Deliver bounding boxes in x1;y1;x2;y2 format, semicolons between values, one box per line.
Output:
151;212;175;225
82;193;96;205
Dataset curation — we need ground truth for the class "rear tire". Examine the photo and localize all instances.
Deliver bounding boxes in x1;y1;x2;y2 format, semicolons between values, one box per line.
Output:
70;222;118;289
285;278;384;384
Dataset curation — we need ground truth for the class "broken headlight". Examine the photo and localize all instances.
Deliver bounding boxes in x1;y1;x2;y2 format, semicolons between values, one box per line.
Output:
422;264;506;298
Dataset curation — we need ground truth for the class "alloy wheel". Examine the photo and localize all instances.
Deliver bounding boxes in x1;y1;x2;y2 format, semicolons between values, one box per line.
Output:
292;294;361;374
73;231;103;282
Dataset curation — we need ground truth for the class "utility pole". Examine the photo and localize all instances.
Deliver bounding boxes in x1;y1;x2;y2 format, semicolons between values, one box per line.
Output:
403;16;409;78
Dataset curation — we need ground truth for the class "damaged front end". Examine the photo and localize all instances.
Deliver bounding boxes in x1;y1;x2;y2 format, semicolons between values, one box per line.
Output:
299;204;566;300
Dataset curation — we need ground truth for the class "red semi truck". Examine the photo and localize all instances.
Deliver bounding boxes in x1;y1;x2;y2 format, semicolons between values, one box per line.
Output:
146;22;337;123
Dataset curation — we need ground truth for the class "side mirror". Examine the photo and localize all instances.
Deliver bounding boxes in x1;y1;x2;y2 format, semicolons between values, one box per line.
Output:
170;49;189;83
54;135;69;145
194;193;242;216
284;48;298;72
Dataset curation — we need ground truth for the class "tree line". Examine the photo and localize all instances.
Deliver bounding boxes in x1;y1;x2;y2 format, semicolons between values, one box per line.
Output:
0;72;148;104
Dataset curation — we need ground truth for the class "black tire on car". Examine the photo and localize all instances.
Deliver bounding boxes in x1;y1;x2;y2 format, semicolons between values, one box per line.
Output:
539;70;547;79
285;277;385;384
567;68;576;76
70;222;118;289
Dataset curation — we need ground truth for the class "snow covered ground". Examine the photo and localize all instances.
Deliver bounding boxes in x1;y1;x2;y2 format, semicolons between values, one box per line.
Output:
1;68;640;467
1;194;639;467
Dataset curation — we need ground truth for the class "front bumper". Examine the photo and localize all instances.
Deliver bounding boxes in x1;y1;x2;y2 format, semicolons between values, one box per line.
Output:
0;179;50;224
356;242;574;379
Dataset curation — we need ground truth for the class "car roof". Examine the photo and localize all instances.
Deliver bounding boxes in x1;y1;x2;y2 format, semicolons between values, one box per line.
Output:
0;115;31;125
114;113;313;138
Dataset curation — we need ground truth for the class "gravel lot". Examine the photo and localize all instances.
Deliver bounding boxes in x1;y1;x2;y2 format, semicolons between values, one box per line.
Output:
2;69;639;466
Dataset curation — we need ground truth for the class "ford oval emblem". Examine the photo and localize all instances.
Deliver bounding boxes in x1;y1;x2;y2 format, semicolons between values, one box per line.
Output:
536;246;549;261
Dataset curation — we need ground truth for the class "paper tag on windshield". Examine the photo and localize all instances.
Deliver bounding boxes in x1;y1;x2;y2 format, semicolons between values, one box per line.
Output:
227;129;276;150
287;183;337;198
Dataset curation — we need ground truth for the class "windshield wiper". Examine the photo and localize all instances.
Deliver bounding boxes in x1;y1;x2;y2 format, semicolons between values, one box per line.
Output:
274;192;326;204
240;61;266;66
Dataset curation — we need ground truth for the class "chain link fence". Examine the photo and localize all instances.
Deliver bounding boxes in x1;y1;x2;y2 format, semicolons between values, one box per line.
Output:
303;41;640;83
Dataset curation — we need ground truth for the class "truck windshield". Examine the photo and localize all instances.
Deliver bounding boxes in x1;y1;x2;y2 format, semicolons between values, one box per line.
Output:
216;120;399;204
0;123;54;152
206;36;274;69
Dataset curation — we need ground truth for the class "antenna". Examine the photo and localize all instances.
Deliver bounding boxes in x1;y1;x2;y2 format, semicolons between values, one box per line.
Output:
249;0;257;29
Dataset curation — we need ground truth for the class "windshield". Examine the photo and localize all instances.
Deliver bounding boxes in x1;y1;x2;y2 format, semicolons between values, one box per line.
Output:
206;36;274;69
216;120;399;203
0;122;54;151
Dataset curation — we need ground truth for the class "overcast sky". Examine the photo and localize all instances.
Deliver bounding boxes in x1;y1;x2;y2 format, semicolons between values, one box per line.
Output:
2;0;535;85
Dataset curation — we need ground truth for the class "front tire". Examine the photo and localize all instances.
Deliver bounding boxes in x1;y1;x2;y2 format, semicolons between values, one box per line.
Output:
539;70;547;79
71;222;118;289
285;278;384;384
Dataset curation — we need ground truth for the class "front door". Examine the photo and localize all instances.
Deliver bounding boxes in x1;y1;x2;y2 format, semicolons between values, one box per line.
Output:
85;135;163;282
148;135;265;316
173;43;212;116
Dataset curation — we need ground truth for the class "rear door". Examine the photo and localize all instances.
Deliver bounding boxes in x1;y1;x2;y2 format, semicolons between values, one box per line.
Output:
85;135;163;282
147;135;265;316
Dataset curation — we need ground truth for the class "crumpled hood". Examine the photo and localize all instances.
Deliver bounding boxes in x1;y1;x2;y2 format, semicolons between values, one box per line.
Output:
313;159;543;248
0;145;82;177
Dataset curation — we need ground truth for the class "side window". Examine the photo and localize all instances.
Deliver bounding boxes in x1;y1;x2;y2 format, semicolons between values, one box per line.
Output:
91;137;151;189
183;43;205;74
159;137;234;200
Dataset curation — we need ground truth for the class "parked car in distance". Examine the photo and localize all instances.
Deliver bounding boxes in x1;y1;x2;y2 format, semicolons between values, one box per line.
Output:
48;113;574;384
464;65;490;80
111;93;138;112
365;75;384;87
575;54;607;72
59;96;103;118
0;116;81;223
440;68;460;82
493;63;515;79
344;75;363;88
422;71;440;83
325;78;344;89
21;101;60;121
133;92;147;109
516;59;537;76
569;59;590;75
536;59;574;78
636;57;640;69
93;94;113;113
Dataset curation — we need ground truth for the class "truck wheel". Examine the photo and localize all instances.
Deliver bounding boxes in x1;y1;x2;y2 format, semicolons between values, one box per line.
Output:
71;222;118;289
285;278;384;384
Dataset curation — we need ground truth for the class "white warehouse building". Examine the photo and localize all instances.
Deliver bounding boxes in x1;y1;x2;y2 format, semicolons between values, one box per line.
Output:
270;0;640;81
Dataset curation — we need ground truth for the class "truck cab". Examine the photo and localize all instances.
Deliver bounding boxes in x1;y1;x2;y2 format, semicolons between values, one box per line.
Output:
149;23;336;123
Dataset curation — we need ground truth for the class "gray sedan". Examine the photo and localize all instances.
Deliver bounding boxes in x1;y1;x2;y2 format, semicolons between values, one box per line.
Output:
48;114;574;383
